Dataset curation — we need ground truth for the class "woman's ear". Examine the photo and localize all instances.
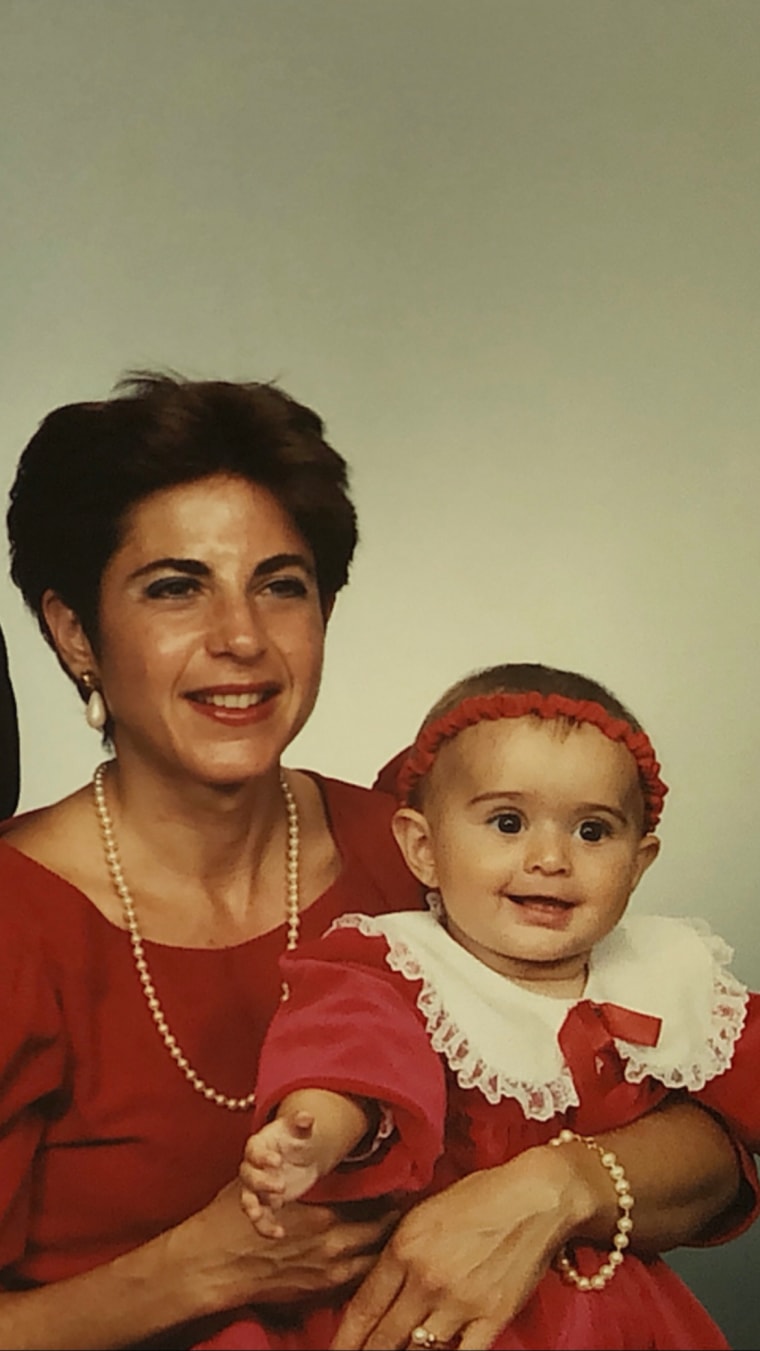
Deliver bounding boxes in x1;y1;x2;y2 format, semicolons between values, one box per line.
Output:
41;591;98;683
391;806;440;889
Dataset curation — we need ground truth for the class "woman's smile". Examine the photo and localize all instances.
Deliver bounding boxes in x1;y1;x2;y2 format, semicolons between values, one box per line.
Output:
188;691;280;724
186;683;281;725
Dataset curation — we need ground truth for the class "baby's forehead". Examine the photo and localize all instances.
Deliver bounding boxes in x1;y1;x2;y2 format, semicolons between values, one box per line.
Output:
446;711;619;753
431;715;643;802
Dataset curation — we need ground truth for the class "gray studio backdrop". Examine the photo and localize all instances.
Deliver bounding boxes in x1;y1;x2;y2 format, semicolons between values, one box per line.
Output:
1;3;758;1345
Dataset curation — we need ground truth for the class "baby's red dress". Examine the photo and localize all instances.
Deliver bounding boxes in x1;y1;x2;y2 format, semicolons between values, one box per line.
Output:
200;909;760;1350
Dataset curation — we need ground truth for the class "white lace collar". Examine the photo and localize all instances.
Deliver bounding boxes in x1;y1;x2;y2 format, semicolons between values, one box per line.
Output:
328;910;748;1121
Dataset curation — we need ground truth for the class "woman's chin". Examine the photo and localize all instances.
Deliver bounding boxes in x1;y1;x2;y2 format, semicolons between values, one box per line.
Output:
158;745;285;792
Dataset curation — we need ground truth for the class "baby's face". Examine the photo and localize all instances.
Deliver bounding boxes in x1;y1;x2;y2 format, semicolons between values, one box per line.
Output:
414;716;659;990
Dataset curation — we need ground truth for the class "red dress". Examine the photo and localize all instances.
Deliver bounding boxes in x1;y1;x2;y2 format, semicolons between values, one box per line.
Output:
201;910;760;1351
0;775;422;1345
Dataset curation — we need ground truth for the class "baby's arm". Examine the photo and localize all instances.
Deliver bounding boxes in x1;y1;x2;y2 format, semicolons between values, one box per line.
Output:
239;1088;371;1238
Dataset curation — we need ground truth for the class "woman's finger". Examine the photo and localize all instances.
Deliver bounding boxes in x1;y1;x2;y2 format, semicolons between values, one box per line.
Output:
330;1256;406;1348
457;1317;503;1350
332;1276;466;1351
401;1312;469;1351
365;1299;470;1351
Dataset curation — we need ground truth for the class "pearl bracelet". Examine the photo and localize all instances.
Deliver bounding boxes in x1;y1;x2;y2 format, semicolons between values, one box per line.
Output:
548;1128;634;1291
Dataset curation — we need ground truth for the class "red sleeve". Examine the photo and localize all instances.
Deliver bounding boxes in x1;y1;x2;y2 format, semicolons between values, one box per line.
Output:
676;992;760;1246
0;898;67;1275
693;993;760;1154
252;928;446;1201
680;1136;760;1248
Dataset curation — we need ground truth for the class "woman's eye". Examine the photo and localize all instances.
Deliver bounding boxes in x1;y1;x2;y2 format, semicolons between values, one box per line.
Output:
263;576;309;600
144;576;200;600
491;811;522;835
578;819;610;842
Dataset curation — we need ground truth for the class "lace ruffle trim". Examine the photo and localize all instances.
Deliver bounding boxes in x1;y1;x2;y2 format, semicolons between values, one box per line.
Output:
619;918;748;1092
328;913;579;1120
328;912;749;1112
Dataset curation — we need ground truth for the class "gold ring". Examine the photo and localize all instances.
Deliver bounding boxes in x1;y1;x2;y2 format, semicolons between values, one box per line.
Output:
410;1328;438;1349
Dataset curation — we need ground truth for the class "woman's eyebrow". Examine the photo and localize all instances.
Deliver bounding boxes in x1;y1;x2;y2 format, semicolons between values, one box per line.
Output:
127;557;210;581
127;552;315;583
253;552;316;578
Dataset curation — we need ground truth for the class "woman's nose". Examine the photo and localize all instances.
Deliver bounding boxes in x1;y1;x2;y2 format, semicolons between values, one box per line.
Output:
207;594;267;659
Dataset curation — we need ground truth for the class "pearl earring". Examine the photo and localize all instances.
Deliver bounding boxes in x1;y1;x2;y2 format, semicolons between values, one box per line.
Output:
81;672;107;731
425;889;445;922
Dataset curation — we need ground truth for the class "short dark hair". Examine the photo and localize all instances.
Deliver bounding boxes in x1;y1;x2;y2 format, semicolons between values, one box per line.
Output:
422;662;644;733
8;371;358;654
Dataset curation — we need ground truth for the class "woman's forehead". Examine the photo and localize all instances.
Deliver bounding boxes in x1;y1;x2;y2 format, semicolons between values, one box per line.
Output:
114;474;309;563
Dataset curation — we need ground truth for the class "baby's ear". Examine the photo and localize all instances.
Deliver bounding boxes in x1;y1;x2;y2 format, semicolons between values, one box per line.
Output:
391;807;440;889
631;833;661;891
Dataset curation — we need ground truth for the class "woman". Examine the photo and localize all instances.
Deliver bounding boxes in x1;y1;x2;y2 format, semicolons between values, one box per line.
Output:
0;372;754;1351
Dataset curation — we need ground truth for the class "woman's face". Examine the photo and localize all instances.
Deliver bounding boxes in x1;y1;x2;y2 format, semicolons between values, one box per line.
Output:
87;473;327;786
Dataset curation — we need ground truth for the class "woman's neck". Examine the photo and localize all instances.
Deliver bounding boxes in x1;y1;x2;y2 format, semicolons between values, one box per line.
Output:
105;752;284;871
95;753;297;944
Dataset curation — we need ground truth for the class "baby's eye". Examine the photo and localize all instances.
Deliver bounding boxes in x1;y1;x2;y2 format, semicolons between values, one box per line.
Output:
144;576;200;600
577;819;610;842
490;811;522;835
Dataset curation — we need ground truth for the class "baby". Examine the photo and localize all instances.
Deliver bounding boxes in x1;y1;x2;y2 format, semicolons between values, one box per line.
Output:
206;663;759;1351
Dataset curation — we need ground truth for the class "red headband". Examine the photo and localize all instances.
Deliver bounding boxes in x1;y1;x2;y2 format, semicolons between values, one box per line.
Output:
396;691;668;831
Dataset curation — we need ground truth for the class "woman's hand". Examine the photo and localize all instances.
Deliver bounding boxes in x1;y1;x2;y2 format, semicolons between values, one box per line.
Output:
330;1098;746;1350
330;1146;588;1351
0;1181;398;1351
181;1179;399;1316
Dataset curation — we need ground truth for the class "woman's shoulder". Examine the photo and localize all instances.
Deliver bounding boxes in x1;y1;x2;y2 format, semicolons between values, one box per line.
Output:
314;771;395;809
0;788;104;926
303;771;401;839
0;844;68;970
3;783;91;851
0;821;70;1154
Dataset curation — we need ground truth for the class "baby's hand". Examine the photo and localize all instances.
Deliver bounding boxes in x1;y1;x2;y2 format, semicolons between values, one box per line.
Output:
239;1111;322;1239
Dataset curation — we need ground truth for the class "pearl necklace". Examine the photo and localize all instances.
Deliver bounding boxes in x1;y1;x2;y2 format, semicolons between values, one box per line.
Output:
92;760;300;1111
